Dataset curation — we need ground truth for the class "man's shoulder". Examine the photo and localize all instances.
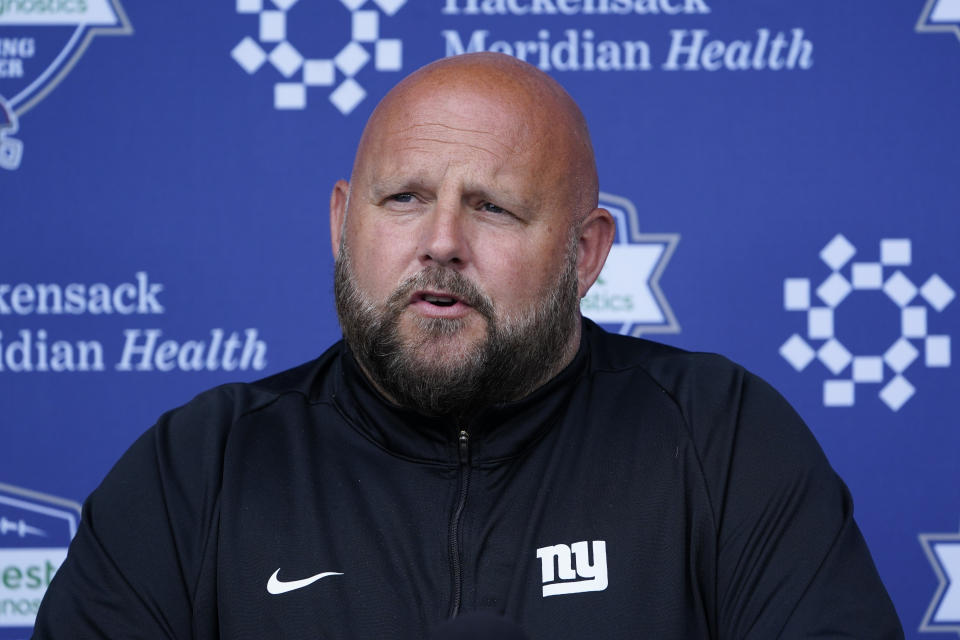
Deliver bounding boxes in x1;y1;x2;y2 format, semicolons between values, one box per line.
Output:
247;345;339;399
159;340;344;431
583;320;800;443
109;341;347;492
584;320;746;397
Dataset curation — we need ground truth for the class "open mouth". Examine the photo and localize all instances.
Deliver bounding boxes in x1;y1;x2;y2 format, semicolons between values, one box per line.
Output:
407;286;479;319
422;294;458;307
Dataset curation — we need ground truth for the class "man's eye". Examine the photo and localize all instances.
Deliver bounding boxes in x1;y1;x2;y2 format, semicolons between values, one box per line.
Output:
389;193;415;203
481;202;507;214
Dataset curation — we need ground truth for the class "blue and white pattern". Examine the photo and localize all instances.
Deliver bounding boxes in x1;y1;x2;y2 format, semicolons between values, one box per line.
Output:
780;235;954;410
232;0;405;114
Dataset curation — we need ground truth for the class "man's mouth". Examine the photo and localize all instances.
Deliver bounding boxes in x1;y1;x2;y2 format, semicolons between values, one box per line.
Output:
421;294;459;307
409;291;474;318
390;268;494;320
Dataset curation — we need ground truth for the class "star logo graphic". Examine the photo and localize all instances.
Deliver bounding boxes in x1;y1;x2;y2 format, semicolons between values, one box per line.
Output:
917;0;960;42
920;524;960;635
0;0;132;170
580;192;680;337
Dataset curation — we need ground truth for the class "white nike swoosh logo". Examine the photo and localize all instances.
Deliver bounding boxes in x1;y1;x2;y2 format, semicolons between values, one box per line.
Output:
266;568;343;595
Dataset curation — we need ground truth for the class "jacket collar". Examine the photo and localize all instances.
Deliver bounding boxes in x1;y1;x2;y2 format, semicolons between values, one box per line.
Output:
327;321;590;465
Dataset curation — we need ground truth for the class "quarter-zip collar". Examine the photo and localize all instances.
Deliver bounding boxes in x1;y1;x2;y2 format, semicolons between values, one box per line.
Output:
329;320;591;465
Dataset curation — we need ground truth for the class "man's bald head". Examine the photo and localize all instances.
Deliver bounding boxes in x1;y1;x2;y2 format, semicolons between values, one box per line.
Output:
351;53;600;221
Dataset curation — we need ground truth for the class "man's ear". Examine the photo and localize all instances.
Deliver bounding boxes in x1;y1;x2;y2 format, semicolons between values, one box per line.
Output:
576;208;616;298
330;179;350;260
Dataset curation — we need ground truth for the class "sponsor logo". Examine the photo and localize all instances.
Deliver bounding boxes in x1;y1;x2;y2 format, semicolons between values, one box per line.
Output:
917;0;960;42
919;523;960;635
442;0;712;16
581;192;679;337
0;482;80;630
779;234;954;411
232;0;814;118
536;540;608;597
231;0;405;115
440;0;814;73
266;568;343;595
0;0;132;170
444;26;813;73
0;272;269;374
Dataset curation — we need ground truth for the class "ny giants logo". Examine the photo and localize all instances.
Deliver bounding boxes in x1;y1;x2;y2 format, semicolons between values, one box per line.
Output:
536;540;608;597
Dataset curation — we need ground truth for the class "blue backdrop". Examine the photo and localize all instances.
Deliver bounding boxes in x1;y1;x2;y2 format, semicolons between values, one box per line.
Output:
2;0;959;636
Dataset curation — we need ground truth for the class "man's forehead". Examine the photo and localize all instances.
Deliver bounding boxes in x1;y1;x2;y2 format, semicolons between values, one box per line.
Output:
372;85;534;149
390;121;524;151
358;102;542;183
372;124;530;171
349;53;599;214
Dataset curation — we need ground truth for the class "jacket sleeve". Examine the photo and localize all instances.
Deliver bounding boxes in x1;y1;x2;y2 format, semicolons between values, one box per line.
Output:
32;388;234;640
674;357;904;638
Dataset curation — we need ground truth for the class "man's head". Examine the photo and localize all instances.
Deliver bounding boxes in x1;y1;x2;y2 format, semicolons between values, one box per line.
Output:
331;53;615;417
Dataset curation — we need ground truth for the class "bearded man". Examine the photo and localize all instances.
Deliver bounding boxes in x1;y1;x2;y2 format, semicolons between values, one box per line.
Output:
33;53;903;639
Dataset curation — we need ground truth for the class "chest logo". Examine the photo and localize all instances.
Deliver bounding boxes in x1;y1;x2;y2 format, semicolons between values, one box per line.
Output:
266;568;343;595
535;540;608;597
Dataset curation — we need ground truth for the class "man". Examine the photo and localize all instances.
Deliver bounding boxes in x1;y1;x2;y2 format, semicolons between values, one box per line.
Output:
34;53;902;638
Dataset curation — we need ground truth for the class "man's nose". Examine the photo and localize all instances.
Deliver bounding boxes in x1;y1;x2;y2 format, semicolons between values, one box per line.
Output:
419;202;469;267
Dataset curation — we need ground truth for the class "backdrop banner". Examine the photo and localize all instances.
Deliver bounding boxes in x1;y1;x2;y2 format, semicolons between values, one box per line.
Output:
2;1;958;636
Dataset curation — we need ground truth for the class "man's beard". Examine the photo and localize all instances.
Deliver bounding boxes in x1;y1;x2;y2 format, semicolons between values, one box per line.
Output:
334;236;581;418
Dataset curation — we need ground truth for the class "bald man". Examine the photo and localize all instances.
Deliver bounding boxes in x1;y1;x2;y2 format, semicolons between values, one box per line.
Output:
331;53;611;418
34;54;902;639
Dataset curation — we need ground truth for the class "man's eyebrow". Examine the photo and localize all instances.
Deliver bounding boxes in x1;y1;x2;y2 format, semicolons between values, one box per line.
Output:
460;184;539;218
369;176;433;197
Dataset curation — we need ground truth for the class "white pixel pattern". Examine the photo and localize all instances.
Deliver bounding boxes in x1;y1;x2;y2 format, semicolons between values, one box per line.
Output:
232;0;406;114
781;234;954;411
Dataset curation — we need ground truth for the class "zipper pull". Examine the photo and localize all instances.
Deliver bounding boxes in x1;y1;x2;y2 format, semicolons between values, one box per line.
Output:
458;429;469;464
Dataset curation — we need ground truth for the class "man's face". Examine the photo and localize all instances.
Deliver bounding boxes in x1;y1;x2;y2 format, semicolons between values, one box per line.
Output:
333;88;584;415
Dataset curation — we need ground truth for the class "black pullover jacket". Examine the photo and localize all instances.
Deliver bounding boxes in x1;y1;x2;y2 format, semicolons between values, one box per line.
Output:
34;320;903;638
